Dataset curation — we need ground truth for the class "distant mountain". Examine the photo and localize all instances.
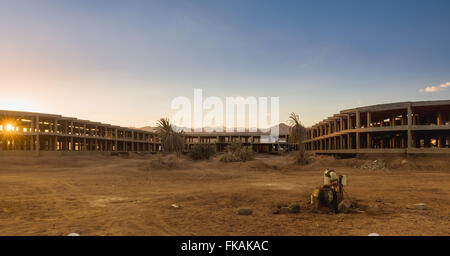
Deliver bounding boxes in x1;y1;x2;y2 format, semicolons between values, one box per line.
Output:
138;123;291;135
138;126;158;133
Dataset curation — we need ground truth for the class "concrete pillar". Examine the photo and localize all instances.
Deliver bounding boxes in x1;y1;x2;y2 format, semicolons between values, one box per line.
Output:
54;119;58;151
367;133;370;148
115;128;118;151
30;136;34;151
131;131;135;151
437;111;442;125
356;111;360;149
347;115;351;130
407;104;413;149
356;111;360;129
349;134;353;149
35;116;40;153
367;112;371;128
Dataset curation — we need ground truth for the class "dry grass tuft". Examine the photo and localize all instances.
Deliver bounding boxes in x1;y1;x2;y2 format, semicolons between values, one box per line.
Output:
220;142;254;162
147;154;182;170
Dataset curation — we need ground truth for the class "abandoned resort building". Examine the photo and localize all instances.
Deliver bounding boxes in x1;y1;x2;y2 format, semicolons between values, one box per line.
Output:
0;100;449;156
0;110;294;155
303;100;450;156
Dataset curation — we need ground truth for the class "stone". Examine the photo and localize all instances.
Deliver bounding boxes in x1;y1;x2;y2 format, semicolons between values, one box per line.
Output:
289;204;301;213
413;203;427;210
279;207;291;214
237;207;253;215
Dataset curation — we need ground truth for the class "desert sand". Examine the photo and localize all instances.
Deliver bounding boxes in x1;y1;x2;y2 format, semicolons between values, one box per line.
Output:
0;153;448;236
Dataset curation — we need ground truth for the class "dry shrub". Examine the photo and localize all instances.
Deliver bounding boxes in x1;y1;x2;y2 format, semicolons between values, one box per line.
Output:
220;142;254;162
188;144;216;160
147;154;181;170
294;149;311;165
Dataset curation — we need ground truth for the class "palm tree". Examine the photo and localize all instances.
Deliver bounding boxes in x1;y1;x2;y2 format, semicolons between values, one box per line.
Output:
287;112;307;164
156;118;184;157
288;112;305;144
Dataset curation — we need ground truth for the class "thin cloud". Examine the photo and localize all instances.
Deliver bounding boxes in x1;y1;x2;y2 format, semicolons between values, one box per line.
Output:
420;82;450;93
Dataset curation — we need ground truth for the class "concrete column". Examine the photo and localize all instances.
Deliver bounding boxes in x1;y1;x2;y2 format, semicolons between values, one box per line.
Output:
30;136;34;151
347;115;351;130
437;111;442;125
131;131;135;151
115;128;118;151
35;116;40;153
367;133;371;148
407;104;413;149
356;111;360;149
356;111;360;129
367;112;371;128
349;134;352;149
54;119;58;151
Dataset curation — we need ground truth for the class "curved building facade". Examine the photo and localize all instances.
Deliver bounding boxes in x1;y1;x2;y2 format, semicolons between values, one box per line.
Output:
303;100;450;155
0;110;293;155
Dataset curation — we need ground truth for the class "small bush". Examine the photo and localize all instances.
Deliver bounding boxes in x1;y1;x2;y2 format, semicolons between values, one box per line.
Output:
220;142;254;162
294;149;312;165
148;154;180;169
188;144;216;160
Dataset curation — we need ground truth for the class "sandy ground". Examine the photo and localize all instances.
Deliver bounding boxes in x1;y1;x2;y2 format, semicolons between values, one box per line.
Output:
0;153;448;236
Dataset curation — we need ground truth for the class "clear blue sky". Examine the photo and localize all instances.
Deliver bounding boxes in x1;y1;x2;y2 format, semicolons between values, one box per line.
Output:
1;0;449;127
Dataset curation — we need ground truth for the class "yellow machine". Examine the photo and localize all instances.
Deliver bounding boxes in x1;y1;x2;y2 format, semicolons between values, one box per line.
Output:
311;169;347;213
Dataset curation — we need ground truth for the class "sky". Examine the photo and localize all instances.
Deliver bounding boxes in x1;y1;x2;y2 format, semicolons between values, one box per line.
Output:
1;0;450;128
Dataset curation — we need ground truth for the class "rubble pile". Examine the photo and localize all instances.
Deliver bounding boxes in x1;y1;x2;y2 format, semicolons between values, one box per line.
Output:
360;160;386;170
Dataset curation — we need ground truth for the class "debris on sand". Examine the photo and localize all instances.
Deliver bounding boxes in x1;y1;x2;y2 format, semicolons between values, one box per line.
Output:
67;233;80;236
360;160;386;170
171;203;180;209
413;203;428;210
290;204;301;213
279;207;291;214
237;207;253;215
368;233;380;236
272;203;301;214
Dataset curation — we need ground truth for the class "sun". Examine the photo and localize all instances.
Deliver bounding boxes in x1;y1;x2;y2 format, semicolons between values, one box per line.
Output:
5;124;14;132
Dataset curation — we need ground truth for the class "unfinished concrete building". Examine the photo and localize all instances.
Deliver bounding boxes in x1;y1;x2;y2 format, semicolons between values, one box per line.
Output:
183;131;294;153
0;110;295;155
0;110;159;155
303;100;450;156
